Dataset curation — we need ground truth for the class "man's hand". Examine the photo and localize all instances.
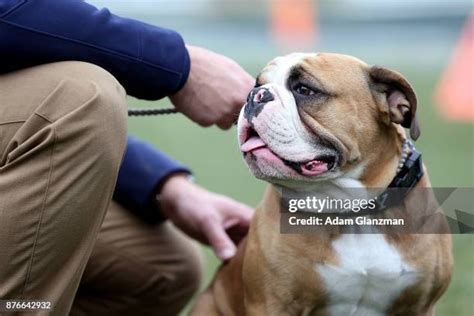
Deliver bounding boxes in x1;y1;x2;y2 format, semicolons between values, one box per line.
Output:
170;45;254;129
158;174;254;261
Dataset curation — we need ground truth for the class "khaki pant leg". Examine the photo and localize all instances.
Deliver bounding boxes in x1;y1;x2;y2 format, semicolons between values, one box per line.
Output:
0;62;128;315
71;201;203;316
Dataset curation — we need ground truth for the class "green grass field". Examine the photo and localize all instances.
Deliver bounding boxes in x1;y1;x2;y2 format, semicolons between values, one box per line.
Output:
128;63;473;315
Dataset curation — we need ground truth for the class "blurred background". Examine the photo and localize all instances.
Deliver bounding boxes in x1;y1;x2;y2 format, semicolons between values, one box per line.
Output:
89;1;473;314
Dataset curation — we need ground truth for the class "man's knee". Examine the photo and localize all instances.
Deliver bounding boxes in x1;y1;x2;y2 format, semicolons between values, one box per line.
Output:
40;61;127;126
1;61;128;169
35;61;128;163
2;60;128;138
57;61;127;113
70;62;129;159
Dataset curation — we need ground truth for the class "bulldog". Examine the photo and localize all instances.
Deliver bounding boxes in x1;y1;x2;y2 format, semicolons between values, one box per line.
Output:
190;53;453;316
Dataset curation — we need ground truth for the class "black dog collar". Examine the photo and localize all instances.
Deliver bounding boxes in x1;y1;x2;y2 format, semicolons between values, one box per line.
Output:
374;139;424;211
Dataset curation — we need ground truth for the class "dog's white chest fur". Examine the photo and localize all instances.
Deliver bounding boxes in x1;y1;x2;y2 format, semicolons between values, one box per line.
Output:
315;234;419;316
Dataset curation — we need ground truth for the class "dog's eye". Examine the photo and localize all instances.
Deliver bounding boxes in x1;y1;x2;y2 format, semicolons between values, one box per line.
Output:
294;83;316;96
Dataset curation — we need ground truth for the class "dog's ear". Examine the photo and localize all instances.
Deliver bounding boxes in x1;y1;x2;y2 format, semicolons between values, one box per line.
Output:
369;66;420;140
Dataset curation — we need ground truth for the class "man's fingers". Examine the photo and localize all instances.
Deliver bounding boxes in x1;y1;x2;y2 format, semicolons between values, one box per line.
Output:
216;119;234;130
220;198;254;223
226;223;250;246
216;104;245;129
202;216;237;261
219;199;254;245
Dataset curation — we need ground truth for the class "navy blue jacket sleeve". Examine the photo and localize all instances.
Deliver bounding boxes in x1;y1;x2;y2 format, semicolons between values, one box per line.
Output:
0;0;190;99
115;137;191;223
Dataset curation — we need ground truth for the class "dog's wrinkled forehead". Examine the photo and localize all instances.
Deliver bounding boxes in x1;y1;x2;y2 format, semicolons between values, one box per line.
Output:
257;53;318;86
257;52;370;89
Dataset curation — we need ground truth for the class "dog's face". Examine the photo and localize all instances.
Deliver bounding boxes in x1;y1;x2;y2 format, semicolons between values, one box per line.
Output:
238;53;419;188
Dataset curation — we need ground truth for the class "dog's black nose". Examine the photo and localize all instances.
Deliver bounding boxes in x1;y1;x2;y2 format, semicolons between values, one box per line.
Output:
251;87;274;105
244;87;274;122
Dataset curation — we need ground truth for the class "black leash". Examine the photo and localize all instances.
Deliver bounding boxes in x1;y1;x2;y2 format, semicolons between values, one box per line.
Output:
128;106;239;125
128;107;178;116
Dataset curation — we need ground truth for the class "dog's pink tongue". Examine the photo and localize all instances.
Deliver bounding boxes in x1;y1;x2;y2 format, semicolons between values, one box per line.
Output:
241;136;266;153
301;160;328;176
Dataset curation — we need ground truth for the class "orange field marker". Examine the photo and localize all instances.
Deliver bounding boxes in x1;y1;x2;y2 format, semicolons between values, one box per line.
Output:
435;12;474;121
270;0;318;51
